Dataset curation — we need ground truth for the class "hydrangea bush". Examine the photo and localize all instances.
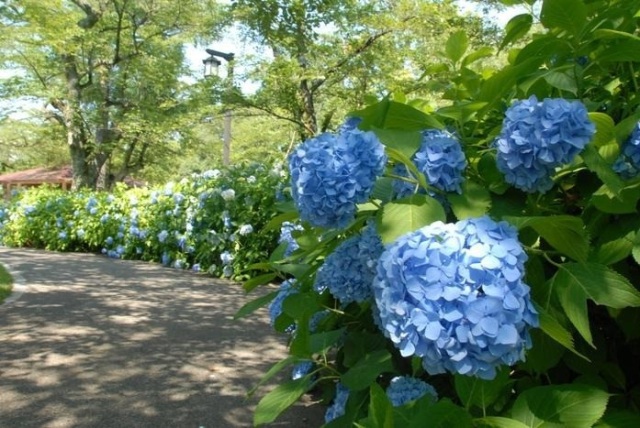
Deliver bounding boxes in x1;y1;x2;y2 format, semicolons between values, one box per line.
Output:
242;1;640;426
0;163;286;279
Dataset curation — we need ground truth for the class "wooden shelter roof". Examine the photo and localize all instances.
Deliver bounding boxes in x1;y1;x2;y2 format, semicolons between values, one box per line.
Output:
0;165;73;185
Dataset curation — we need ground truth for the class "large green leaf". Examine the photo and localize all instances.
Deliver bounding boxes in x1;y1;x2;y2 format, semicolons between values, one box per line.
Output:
366;383;394;428
552;262;640;346
591;233;635;266
588;113;616;147
409;399;473;428
504;216;590;262
500;13;533;50
591;182;640;214
454;369;510;411
376;195;446;244
374;128;422;159
341;349;394;391
581;145;624;196
234;290;276;320
597;40;640;63
253;377;314;426
445;30;468;64
475;417;530;428
595;410;640;427
353;98;443;131
540;0;587;37
448;180;492;220
511;383;609;428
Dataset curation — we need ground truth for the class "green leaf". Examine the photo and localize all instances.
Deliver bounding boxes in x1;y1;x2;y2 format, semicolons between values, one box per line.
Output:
247;356;298;396
446;30;468;64
511;383;610;428
454;369;510;411
376;195;446;244
543;70;578;95
591;182;640;214
234;291;276;320
371;177;395;203
597;40;640;63
588;113;616;147
593;29;640;43
282;292;319;319
410;399;473;428
243;273;277;293
448;180;492;220
500;14;533;50
309;328;346;354
595;410;640;427
436;101;488;123
253;377;314;426
353;98;443;131
552;262;640;346
504;215;590;262
536;306;577;354
581;145;624;196
374;128;422;159
341;349;394;391
462;46;494;67
540;0;587;37
591;233;635;266
633;232;640;266
264;211;298;231
475;417;530;428
368;383;394;428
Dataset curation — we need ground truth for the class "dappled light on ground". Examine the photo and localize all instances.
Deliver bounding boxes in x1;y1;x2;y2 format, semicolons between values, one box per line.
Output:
0;248;323;428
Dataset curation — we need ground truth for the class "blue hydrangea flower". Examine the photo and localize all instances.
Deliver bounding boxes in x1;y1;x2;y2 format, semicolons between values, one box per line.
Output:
158;230;169;243
238;224;253;236
58;231;67;240
100;214;110;224
314;223;384;304
495;96;595;193
192;263;201;272
372;216;538;380
338;116;362;133
394;130;466;198
279;221;304;256
289;128;387;229
269;279;299;327
613;121;640;179
220;251;234;265
386;376;438;407
173;193;185;205
325;383;350;423
291;361;314;380
221;189;235;201
161;252;170;266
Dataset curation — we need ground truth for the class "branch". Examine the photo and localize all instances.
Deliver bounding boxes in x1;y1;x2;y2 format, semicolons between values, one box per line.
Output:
310;16;414;92
70;0;102;29
232;97;306;129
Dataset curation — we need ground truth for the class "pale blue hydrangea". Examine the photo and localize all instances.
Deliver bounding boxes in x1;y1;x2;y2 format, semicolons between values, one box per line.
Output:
161;252;170;266
100;214;110;224
289;128;387;229
393;130;466;198
247;175;257;184
173;193;185;205
238;224;254;236
202;169;221;179
613;121;640;179
58;231;67;240
269;279;299;327
372;216;538;380
105;236;114;246
495;96;595;193
291;361;314;380
192;263;201;272
76;229;85;239
386;376;438;407
314;224;384;304
158;230;169;243
221;189;235;201
89;207;98;215
325;383;350;423
220;251;234;265
338;116;362;133
279;221;304;256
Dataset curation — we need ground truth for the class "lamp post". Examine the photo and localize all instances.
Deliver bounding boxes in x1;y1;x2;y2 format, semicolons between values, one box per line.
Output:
202;49;235;166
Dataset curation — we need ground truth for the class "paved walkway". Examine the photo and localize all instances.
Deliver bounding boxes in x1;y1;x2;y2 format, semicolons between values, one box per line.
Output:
0;248;324;428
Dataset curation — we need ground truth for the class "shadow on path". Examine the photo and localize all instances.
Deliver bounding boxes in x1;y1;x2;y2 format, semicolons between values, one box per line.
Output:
0;248;324;428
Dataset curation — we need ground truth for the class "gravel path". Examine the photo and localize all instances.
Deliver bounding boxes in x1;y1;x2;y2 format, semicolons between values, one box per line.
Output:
0;247;323;428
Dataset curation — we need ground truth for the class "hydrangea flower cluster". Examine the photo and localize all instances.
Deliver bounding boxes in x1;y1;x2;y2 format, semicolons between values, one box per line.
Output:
268;279;299;328
289;128;387;229
386;376;438;407
372;216;538;380
495;96;595;193
291;360;314;380
314;223;384;304
279;221;304;256
613;121;640;179
393;130;467;198
325;383;350;423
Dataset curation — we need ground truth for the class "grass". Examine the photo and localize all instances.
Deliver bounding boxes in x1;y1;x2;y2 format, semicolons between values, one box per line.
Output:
0;263;13;304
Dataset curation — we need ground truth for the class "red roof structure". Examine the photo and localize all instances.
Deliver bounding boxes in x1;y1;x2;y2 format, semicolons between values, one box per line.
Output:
0;165;73;200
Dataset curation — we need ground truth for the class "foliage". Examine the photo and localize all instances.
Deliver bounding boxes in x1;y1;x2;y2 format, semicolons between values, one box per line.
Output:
0;260;13;304
241;0;640;426
0;162;286;279
0;0;225;188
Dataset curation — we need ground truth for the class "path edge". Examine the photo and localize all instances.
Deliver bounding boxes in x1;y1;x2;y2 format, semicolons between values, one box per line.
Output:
0;260;27;307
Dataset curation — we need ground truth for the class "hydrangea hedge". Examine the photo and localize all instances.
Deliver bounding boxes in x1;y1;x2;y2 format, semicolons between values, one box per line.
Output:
242;1;640;426
0;163;287;279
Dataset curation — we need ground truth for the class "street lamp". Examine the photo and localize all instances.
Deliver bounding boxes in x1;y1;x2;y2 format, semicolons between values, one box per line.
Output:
203;49;235;166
